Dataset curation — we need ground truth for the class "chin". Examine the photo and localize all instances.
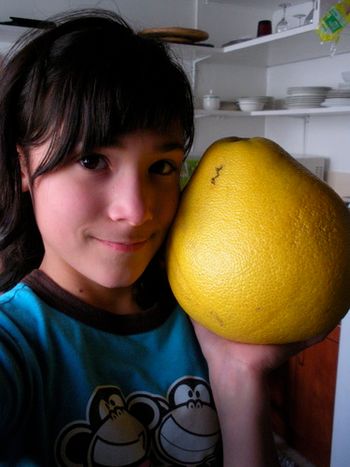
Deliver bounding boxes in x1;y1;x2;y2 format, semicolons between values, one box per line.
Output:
91;269;144;290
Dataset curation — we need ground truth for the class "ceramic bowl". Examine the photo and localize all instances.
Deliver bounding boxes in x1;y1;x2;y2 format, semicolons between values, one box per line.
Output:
238;101;264;111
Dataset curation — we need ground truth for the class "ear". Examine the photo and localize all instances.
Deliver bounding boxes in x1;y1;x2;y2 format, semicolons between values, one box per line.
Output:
16;145;30;192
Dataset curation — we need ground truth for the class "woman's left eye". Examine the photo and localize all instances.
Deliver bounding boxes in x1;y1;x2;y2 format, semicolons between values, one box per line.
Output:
79;154;107;170
150;160;178;175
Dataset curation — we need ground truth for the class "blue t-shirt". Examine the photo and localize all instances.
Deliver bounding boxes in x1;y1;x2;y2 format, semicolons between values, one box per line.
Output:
0;270;221;466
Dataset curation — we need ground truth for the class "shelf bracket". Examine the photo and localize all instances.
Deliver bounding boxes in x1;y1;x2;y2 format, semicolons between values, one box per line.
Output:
302;115;311;154
191;55;212;89
191;0;212;89
194;0;199;29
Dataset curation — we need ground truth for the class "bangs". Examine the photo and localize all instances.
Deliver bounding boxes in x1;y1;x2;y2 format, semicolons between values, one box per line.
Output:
72;42;193;151
15;15;194;176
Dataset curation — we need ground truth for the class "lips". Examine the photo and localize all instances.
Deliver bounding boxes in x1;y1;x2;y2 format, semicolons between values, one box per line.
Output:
101;239;148;252
94;237;150;252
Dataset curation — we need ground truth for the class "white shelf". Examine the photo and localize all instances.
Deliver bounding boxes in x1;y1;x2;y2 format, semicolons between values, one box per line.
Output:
195;109;250;118
221;24;318;66
172;26;350;68
227;31;350;67
169;43;222;62
195;106;350;118
1;19;349;67
252;106;350;116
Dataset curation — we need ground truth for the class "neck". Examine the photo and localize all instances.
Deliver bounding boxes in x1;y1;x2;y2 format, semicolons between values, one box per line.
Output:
70;282;143;315
38;263;143;316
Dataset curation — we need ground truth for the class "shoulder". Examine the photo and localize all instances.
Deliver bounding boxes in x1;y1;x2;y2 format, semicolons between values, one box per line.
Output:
0;282;45;379
0;281;37;304
0;281;38;314
0;281;56;345
0;281;46;320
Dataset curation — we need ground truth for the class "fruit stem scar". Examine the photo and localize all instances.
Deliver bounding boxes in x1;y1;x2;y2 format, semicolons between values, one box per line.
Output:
211;165;223;185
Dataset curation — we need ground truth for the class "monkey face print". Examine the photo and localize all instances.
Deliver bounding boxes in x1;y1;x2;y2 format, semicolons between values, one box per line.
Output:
55;377;221;466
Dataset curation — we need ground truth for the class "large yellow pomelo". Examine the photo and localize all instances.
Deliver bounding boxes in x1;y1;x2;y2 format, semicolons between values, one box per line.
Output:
166;137;350;344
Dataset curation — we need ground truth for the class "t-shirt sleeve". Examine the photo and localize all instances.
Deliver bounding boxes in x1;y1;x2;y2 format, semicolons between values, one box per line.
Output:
0;309;36;442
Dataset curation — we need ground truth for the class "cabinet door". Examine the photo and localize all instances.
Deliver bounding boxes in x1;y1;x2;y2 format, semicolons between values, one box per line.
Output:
289;326;339;467
270;326;340;467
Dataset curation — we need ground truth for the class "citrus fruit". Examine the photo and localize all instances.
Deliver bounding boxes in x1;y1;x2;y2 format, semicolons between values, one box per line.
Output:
166;137;350;344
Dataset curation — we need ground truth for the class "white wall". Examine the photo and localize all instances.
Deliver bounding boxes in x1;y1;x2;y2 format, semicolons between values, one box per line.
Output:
0;0;195;29
192;115;265;156
191;60;267;154
191;52;350;173
265;53;350;173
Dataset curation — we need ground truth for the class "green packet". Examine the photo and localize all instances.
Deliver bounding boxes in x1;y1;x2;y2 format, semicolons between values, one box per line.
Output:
317;0;350;42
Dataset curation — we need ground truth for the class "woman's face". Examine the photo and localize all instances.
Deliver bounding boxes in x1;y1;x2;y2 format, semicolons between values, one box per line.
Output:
20;127;184;306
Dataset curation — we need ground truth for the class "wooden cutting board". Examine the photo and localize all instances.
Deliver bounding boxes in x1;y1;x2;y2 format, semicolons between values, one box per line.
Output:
159;36;194;44
139;27;209;42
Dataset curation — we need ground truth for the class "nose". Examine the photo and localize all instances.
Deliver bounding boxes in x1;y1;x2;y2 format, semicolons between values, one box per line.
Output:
107;172;154;226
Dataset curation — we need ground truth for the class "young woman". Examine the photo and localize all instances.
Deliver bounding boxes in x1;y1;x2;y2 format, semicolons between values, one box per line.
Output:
0;9;323;466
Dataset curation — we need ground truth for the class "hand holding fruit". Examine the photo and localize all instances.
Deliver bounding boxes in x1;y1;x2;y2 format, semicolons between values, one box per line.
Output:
192;320;328;380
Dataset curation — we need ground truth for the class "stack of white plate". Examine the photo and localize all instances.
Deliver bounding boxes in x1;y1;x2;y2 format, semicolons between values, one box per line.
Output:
322;87;350;107
284;86;331;109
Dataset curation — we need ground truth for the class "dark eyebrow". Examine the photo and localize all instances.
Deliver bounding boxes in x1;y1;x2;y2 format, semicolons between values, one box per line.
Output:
158;142;185;152
109;138;184;153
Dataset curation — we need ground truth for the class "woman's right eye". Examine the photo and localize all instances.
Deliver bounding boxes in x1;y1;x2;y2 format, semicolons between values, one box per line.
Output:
79;154;107;170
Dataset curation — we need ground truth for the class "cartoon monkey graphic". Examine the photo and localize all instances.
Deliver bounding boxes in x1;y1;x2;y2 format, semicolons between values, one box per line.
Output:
56;378;220;466
56;386;150;467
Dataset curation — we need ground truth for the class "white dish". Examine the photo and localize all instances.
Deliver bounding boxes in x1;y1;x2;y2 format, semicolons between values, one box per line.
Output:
238;101;265;111
285;100;323;108
285;105;322;109
321;103;350;107
285;100;324;106
237;96;272;103
286;92;328;98
287;86;331;95
327;90;350;98
323;97;350;103
322;97;350;107
285;96;324;101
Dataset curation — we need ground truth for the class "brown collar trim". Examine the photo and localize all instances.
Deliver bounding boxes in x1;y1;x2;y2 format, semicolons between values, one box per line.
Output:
22;270;174;335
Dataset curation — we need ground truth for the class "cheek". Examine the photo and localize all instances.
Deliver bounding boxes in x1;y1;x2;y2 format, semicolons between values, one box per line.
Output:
32;175;99;232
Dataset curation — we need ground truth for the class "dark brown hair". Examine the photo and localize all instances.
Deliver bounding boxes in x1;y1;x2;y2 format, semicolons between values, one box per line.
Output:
0;9;194;293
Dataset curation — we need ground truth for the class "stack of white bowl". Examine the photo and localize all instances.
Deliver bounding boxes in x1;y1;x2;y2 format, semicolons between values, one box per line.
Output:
322;71;350;107
322;88;350;107
236;96;273;111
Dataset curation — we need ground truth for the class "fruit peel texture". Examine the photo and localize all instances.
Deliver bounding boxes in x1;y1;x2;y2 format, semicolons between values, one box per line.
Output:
166;137;350;344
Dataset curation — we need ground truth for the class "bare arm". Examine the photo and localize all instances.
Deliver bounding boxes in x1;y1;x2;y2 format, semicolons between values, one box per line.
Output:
212;361;279;466
193;322;326;467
